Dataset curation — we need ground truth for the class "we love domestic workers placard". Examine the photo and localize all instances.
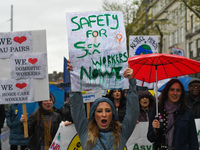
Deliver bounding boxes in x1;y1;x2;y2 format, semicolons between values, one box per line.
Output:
11;53;47;79
66;11;129;91
0;30;49;104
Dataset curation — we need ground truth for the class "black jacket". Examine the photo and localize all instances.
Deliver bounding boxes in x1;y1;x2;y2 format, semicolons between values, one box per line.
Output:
0;105;5;130
186;93;200;118
147;105;198;150
27;111;61;150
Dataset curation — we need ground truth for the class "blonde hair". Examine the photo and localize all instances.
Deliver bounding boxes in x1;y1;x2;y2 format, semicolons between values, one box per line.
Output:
85;116;122;149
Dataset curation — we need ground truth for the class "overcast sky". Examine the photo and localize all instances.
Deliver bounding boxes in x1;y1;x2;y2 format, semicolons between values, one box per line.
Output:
0;0;104;73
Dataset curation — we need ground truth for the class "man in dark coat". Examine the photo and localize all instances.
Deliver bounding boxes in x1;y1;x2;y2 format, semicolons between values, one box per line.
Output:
0;105;5;150
186;78;200;118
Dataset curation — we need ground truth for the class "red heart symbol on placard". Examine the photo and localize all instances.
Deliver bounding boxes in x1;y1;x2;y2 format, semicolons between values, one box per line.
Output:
28;58;38;64
13;36;27;44
16;83;27;89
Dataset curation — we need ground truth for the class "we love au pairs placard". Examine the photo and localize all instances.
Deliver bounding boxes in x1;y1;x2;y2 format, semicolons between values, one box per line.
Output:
0;31;33;58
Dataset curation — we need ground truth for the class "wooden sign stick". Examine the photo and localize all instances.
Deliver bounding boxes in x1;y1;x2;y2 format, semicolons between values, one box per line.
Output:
22;103;29;138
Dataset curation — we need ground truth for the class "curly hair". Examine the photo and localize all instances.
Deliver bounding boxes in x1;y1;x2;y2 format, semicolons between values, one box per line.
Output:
85;116;122;149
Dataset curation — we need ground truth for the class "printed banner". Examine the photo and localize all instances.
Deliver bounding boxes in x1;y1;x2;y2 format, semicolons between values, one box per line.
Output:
11;53;47;79
0;79;34;104
82;90;102;103
50;119;200;150
66;11;129;91
129;36;158;57
0;31;33;58
172;47;184;56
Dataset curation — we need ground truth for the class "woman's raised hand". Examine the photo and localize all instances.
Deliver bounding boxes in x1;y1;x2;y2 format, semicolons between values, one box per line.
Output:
67;59;73;74
123;68;133;80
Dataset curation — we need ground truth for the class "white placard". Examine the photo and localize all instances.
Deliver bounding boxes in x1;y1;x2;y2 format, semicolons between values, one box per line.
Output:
0;79;34;104
172;47;184;56
0;30;49;104
82;90;102;103
50;119;200;150
129;35;158;57
11;53;47;79
66;11;129;91
0;31;33;58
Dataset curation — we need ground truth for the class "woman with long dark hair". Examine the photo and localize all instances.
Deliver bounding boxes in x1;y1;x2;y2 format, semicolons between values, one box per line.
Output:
108;89;126;123
147;79;198;150
20;94;62;150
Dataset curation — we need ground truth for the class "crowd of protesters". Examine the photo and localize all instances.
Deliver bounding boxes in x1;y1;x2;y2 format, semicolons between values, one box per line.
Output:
1;68;200;149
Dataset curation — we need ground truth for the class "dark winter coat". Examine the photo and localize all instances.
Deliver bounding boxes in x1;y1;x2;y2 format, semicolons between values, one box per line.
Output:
138;90;155;122
147;105;198;150
6;104;29;146
59;102;73;122
27;111;61;150
186;93;200;118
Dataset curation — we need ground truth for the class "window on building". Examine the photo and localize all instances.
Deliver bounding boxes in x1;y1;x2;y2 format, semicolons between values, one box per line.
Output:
168;13;171;23
163;38;166;53
180;4;184;18
181;27;184;42
172;9;178;24
174;30;178;44
189;42;193;58
197;39;200;57
174;8;178;24
169;34;172;46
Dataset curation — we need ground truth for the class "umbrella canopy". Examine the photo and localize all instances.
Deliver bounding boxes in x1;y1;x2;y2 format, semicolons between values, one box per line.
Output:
128;53;200;83
49;84;65;109
128;53;200;116
158;77;192;94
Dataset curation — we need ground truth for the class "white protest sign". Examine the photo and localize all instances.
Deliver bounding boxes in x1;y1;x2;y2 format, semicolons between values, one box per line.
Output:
172;47;184;56
0;31;33;58
11;53;47;79
66;11;129;91
0;30;49;103
0;79;34;104
50;119;200;150
129;35;158;57
82;90;102;103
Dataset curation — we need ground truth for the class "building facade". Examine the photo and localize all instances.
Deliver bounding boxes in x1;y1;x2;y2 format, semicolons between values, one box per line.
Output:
145;0;200;77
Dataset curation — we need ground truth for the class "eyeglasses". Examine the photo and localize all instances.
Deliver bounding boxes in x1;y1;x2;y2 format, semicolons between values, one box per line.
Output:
189;84;200;88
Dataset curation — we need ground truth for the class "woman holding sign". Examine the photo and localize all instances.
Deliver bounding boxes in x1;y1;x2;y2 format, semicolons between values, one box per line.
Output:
67;60;139;150
20;94;62;150
147;79;198;150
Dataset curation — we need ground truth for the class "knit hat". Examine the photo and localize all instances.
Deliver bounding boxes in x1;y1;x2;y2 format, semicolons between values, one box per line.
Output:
89;97;118;122
188;78;200;86
138;90;154;102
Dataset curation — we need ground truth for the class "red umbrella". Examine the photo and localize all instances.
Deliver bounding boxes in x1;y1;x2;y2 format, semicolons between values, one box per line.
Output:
128;53;200;116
